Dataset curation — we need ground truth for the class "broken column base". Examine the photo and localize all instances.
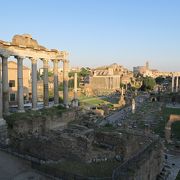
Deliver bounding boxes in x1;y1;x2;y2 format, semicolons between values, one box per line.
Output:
71;99;79;107
0;119;9;147
118;96;126;108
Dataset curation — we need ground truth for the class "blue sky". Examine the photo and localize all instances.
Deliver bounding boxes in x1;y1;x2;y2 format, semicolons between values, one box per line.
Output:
0;0;180;71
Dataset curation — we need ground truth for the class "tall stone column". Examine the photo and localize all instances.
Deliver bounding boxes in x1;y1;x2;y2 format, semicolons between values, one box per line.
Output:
63;60;69;107
2;56;9;115
172;75;174;93
0;59;4;121
0;57;8;145
132;98;136;114
72;72;79;107
176;76;179;92
17;57;25;112
31;58;37;110
53;59;59;105
43;59;49;107
74;72;78;100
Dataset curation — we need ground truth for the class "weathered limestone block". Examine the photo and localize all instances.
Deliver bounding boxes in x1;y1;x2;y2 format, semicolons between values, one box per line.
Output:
12;34;46;50
0;121;8;146
9;110;76;136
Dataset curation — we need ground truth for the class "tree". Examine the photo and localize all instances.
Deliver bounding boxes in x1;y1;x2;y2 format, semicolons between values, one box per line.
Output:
48;71;53;77
155;76;165;85
68;71;75;78
140;76;156;91
78;67;90;77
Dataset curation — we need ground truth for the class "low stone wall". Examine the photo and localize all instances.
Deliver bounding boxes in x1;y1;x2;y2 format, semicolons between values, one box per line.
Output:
10;130;92;162
112;138;163;180
0;121;8;146
9;110;76;135
158;94;180;103
94;131;146;161
165;114;180;143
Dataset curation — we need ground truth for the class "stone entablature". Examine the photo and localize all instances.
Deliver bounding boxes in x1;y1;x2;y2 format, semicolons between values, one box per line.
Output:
0;34;67;60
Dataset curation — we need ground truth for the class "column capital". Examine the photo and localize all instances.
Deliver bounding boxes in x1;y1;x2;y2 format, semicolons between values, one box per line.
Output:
63;59;69;64
0;54;9;59
42;58;48;63
41;59;49;68
30;58;37;64
52;59;60;63
59;51;69;60
15;56;25;61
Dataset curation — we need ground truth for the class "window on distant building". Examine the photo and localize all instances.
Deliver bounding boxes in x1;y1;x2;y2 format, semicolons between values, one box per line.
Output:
10;93;16;102
9;80;15;87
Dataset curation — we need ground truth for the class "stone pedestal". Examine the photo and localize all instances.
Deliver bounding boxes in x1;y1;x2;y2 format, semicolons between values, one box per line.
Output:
118;96;126;107
72;99;79;107
118;87;126;107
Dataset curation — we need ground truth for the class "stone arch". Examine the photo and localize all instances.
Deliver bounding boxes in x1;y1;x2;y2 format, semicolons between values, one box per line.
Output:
150;97;157;102
165;114;180;143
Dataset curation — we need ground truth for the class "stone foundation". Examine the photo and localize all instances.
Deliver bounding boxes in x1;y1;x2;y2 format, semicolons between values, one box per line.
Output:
0;120;8;146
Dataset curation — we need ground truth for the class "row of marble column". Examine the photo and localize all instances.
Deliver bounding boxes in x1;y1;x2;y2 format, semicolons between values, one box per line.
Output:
0;55;69;118
172;75;179;93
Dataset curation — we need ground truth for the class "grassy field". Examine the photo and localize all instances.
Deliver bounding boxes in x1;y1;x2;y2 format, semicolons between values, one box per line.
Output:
79;96;112;106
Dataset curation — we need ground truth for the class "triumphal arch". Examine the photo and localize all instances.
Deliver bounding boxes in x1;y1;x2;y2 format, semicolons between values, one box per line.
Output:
0;34;69;120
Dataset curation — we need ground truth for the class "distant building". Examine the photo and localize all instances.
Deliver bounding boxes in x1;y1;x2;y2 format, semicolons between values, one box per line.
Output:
133;61;180;78
133;61;158;77
39;66;64;83
70;66;81;72
84;63;134;95
7;61;31;105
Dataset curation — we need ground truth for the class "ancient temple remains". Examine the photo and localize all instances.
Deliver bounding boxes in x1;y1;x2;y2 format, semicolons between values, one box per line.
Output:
0;34;69;123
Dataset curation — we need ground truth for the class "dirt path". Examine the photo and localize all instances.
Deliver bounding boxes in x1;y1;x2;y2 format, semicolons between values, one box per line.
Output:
0;150;51;180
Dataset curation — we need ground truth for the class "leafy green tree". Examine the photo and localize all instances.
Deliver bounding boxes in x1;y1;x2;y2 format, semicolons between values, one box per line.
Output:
78;67;90;77
68;71;75;78
155;76;165;85
140;76;156;91
48;71;53;77
40;71;53;78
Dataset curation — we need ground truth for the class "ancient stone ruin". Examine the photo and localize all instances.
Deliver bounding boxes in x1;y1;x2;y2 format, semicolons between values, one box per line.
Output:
5;107;163;179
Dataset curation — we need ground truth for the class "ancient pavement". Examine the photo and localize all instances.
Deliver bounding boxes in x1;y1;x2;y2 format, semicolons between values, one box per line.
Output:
166;154;180;180
0;150;51;180
100;94;149;126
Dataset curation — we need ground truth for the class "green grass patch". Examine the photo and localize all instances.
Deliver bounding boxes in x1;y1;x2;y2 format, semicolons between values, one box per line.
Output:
6;105;67;127
79;96;111;106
